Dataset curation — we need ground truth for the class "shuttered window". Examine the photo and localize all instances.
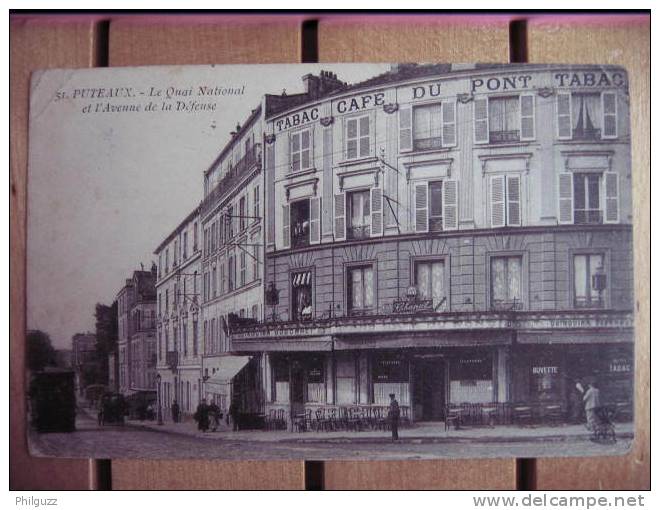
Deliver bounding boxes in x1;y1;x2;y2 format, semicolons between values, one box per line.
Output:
601;92;618;139
399;106;413;152
290;128;312;172
309;197;321;244
490;174;521;227
334;193;346;241
370;187;383;237
346;115;370;159
414;180;458;233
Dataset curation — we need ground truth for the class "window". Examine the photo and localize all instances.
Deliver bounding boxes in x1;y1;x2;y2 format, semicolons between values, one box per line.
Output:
290;200;310;248
574;253;606;308
413;103;442;150
490;256;523;310
173;240;178;266
219;257;225;294
306;357;325;403
193;222;198;251
490;174;521;227
557;91;617;140
345;115;370;159
290;129;312;172
251;234;259;280
253;185;260;224
291;271;313;321
413;180;458;232
192;320;198;356
182;321;188;357
227;205;234;239
203;228;209;257
414;260;447;311
346;190;371;240
158;254;162;278
347;265;375;316
239;249;246;287
239;196;246;231
474;94;535;144
573;173;602;224
165;249;169;273
558;171;618;225
212;266;217;298
165;289;169;311
203;320;208;354
183;231;188;260
228;253;235;291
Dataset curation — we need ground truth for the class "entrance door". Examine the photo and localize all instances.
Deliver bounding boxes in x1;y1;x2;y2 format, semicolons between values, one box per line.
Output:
413;358;445;421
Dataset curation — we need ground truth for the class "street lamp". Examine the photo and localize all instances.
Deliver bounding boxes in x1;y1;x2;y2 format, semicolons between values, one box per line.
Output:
156;373;163;425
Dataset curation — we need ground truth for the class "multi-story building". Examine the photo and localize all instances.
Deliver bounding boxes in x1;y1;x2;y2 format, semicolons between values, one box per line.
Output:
154;207;202;419
199;106;266;415
116;267;157;396
230;64;634;426
71;332;97;394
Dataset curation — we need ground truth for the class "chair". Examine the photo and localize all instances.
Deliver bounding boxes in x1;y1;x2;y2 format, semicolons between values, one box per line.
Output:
445;404;461;431
543;403;563;426
348;407;362;431
400;406;410;427
373;406;387;431
275;409;287;430
265;409;277;430
481;404;498;427
328;407;339;431
513;405;533;427
294;409;311;432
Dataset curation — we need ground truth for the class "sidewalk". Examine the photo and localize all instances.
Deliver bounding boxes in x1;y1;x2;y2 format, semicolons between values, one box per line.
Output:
124;416;634;444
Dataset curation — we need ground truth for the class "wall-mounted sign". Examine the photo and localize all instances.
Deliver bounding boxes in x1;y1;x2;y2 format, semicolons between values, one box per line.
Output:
554;71;626;88
392;298;434;314
532;366;559;375
609;358;632;373
333;92;385;115
275;106;319;132
470;75;533;93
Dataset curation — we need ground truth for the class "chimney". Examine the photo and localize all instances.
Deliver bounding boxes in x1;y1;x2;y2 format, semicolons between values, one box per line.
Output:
302;73;321;99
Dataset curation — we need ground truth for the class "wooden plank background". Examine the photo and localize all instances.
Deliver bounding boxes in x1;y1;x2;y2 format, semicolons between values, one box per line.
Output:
9;13;649;490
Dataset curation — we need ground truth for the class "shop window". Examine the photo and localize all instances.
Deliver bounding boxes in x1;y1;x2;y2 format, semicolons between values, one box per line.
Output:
306;357;325;403
336;356;356;405
290;129;312;172
291;271;313;321
347;265;375;316
414;260;447;311
573;253;606;308
272;358;289;403
347;189;371;240
449;356;493;404
490;256;523;311
345;115;370;160
372;354;409;405
290;199;310;249
530;363;561;402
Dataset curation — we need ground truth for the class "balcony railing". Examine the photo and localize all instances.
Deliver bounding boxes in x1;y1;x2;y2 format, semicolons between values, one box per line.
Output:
490;299;524;312
574;296;605;309
574;209;603;225
413;137;443;151
572;127;601;141
201;143;262;215
347;225;371;240
489;130;520;143
166;350;178;370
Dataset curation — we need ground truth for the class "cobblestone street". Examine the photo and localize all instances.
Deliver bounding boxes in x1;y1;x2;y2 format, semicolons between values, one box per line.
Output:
28;409;633;461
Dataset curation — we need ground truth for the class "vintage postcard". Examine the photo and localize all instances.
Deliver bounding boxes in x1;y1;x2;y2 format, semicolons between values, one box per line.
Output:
26;63;635;460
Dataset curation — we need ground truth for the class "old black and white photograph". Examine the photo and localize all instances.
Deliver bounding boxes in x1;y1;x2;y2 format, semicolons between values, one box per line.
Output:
25;62;635;461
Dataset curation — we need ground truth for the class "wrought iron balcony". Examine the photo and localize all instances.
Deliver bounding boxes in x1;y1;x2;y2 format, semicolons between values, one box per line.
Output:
574;296;605;309
574;209;603;225
413;137;443;151
572;127;601;141
489;130;520;144
490;299;524;312
201;143;262;215
166;350;178;370
347;225;371;240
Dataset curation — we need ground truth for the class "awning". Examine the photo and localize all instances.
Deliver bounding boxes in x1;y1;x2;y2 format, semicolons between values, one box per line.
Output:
334;330;513;350
233;336;333;352
292;271;311;287
517;330;634;345
206;355;251;386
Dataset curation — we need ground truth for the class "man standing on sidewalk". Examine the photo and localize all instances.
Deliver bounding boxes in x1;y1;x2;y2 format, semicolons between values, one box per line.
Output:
388;393;400;442
583;381;601;430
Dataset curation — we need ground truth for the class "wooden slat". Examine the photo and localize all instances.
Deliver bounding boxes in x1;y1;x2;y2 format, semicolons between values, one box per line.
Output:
107;16;305;489
10;17;100;490
317;14;516;490
108;15;302;66
528;15;650;490
318;15;511;62
112;460;304;490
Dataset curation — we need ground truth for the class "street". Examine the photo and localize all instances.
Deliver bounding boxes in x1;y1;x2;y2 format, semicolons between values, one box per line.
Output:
28;410;632;461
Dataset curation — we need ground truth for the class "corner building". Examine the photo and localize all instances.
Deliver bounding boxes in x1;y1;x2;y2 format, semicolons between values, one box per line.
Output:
231;64;634;426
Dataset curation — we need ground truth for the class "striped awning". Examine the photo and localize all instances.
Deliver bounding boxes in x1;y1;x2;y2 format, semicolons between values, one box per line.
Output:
292;271;311;287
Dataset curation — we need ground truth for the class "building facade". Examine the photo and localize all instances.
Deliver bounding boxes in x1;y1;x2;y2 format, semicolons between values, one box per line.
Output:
155;207;202;419
230;64;634;425
116;267;158;396
199;106;266;416
71;332;97;395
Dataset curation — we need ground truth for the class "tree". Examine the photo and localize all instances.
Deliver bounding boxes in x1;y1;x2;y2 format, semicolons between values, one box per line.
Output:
26;330;56;372
94;301;118;383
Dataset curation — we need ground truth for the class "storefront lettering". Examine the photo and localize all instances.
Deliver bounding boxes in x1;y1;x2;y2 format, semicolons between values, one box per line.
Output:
470;75;533;93
547;317;631;328
412;82;442;99
609;358;631;373
532;366;558;375
391;298;434;314
336;92;385;114
275;107;319;132
554;71;627;88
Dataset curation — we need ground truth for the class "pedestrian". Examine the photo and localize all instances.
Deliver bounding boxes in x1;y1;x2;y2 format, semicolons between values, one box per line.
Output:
171;400;180;423
194;399;209;432
228;398;239;431
388;393;400;442
569;379;585;424
583;380;601;431
97;401;104;427
208;400;221;432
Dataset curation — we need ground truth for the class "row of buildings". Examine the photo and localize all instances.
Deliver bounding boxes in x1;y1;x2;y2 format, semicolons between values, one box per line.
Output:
119;64;635;427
